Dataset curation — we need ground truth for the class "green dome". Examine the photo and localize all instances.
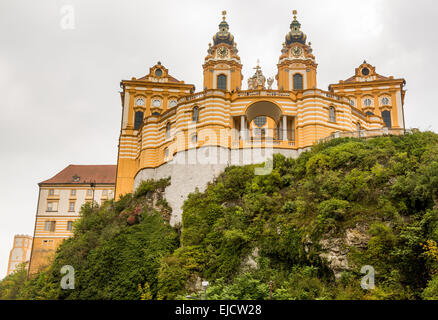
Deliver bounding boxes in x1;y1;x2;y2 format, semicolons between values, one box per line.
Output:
285;15;307;45
213;12;235;46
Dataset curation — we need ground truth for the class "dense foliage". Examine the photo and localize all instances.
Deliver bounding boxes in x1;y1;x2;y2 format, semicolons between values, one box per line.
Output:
2;131;438;300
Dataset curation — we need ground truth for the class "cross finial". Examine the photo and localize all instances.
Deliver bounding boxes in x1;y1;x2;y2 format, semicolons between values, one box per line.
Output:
254;59;261;71
222;10;227;21
293;10;297;19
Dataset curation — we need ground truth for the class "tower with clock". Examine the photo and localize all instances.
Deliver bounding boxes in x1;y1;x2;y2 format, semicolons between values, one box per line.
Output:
202;11;243;91
114;10;407;225
276;11;317;91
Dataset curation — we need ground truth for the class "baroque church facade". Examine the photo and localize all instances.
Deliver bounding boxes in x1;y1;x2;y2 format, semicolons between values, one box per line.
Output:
115;11;407;224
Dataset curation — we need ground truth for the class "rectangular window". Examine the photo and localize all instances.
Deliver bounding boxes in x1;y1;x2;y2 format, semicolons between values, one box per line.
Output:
293;74;304;90
217;74;227;90
69;201;75;212
44;221;56;232
47;202;58;212
71;189;76;196
134;111;144;130
67;221;73;231
102;189;108;196
49;189;54;196
87;189;93;196
381;110;392;128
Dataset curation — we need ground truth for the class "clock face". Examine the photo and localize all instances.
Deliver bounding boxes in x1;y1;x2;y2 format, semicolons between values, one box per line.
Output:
155;69;163;77
152;99;161;107
217;47;228;58
291;46;302;57
136;98;144;106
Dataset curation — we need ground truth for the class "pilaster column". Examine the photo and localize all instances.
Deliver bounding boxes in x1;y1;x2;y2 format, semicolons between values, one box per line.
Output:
282;115;288;141
240;115;246;141
291;117;295;141
277;120;283;140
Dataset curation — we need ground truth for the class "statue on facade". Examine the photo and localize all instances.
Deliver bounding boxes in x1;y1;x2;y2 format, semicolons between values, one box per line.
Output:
267;77;274;89
248;60;266;89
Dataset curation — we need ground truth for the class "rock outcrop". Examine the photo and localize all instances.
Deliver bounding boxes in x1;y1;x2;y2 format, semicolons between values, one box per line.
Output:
319;223;369;279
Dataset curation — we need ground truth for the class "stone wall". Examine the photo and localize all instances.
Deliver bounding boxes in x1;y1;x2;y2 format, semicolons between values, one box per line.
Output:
134;146;306;225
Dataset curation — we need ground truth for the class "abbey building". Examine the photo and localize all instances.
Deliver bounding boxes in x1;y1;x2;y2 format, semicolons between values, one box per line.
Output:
115;11;407;224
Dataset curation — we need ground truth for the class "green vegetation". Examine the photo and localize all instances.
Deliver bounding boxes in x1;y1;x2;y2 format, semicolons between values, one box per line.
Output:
2;131;438;300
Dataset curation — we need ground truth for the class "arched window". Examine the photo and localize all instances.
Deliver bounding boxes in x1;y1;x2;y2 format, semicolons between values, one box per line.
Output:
381;97;390;105
165;122;171;138
217;74;227;90
134;111;143;130
363;98;373;107
192;106;199;122
329;106;336;122
293;73;303;90
191;134;198;144
366;111;374;116
381;110;392;128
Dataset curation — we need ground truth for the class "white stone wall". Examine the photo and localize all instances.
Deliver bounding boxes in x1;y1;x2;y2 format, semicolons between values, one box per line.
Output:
134;146;306;225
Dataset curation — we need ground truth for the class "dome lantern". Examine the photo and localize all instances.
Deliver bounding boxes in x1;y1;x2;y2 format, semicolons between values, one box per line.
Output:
285;10;307;45
212;10;235;46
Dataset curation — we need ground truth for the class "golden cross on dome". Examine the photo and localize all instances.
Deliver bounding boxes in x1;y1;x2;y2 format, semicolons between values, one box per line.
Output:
293;10;297;19
222;10;227;20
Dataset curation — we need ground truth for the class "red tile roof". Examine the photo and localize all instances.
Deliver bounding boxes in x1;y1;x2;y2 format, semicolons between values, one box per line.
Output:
39;165;117;185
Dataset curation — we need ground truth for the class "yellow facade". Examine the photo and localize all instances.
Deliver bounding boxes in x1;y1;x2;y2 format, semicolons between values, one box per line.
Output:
28;165;116;276
115;11;407;199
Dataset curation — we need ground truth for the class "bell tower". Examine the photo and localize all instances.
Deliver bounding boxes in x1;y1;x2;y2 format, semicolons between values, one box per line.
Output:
203;11;243;91
276;10;317;91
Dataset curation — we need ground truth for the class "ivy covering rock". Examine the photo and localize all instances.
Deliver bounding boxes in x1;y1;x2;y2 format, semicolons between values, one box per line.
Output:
2;131;438;300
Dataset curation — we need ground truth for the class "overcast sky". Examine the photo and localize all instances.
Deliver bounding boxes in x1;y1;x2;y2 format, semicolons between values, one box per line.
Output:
0;0;437;279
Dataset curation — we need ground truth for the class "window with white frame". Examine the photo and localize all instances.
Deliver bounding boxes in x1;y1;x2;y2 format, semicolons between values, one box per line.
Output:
329;106;336;122
217;74;227;90
47;202;58;212
381;97;390;105
363;98;373;107
192;106;199;123
382;110;392;128
166;122;171;138
293;73;303;90
44;221;56;232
